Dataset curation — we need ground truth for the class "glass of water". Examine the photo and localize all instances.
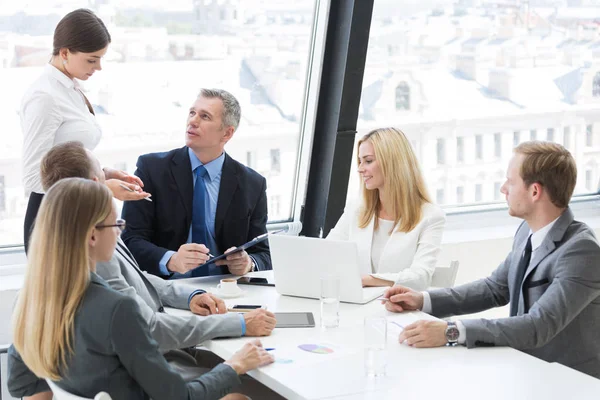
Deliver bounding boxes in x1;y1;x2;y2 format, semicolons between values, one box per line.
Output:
364;316;387;377
320;274;340;329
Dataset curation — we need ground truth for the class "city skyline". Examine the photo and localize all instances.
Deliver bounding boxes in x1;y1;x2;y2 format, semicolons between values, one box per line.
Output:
1;1;600;245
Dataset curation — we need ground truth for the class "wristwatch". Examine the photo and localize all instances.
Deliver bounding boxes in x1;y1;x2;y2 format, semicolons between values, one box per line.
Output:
445;321;459;346
249;257;257;272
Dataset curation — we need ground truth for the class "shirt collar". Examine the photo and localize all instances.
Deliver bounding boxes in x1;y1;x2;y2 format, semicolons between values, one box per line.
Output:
188;147;225;183
90;271;109;287
44;63;76;90
529;216;560;251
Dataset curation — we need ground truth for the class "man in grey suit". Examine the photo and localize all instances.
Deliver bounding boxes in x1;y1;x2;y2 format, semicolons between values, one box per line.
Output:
383;141;600;378
18;141;282;400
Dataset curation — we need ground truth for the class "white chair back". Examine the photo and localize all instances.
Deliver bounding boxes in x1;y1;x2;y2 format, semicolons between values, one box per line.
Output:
46;379;112;400
431;260;459;288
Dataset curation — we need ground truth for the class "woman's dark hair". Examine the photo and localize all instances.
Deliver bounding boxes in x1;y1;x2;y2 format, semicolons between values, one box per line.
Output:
52;9;111;55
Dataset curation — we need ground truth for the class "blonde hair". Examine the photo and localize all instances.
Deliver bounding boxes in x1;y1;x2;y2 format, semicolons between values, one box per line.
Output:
12;178;113;380
357;127;432;233
514;141;577;208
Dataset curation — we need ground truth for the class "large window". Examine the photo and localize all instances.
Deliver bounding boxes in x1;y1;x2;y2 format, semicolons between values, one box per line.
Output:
564;127;571;150
475;135;483;160
494;133;502;158
395;82;410;110
350;1;600;208
456;186;464;204
436;138;446;165
456;137;464;163
593;72;600;97
530;129;537;141
0;0;318;246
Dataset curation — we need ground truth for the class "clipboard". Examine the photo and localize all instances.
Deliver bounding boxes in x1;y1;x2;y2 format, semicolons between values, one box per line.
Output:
203;229;285;266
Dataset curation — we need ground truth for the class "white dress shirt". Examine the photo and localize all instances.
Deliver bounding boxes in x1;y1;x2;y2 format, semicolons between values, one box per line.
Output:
370;219;396;273
421;217;560;344
21;64;102;195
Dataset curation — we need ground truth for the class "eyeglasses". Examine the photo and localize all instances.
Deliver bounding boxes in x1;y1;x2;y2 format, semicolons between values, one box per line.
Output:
96;219;126;232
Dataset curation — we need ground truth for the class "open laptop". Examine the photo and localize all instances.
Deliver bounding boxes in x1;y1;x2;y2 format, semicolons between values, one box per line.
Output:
270;235;387;304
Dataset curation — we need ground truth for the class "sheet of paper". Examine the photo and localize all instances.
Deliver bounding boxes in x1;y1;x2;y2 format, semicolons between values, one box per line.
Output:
385;311;420;331
265;341;360;368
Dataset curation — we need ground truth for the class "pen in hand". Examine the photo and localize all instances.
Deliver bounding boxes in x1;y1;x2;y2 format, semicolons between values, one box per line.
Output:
119;183;152;202
390;321;405;330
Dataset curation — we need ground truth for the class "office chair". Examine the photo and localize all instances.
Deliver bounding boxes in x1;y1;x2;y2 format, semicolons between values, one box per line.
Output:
431;260;459;288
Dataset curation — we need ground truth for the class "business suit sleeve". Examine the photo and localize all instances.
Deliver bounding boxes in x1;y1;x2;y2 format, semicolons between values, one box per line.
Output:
246;176;271;270
372;208;446;290
144;271;198;310
96;255;242;353
110;296;242;399
460;236;600;349
326;209;351;241
7;345;51;398
122;156;172;277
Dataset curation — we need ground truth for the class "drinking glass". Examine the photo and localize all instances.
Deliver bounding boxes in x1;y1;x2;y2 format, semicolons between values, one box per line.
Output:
364;316;387;377
320;275;340;329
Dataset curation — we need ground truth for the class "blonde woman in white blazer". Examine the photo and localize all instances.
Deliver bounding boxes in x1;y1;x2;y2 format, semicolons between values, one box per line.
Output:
328;127;445;291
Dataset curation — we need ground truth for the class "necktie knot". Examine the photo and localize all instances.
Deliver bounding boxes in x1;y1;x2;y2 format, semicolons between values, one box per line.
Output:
195;165;208;179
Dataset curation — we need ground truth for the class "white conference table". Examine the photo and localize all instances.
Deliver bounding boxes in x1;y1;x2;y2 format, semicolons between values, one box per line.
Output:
168;271;600;400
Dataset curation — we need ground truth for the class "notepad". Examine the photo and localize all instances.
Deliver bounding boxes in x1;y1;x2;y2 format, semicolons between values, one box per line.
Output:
202;229;285;266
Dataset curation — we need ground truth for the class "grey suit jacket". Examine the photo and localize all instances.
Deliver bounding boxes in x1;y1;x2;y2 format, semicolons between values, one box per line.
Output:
95;238;243;352
8;273;241;400
429;208;600;378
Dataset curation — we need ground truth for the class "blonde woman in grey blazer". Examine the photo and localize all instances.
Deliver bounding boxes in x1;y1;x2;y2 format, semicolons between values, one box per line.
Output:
12;141;280;399
382;142;600;378
95;239;284;398
9;179;274;399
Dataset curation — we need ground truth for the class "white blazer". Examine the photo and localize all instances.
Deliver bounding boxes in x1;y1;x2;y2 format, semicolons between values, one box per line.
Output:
327;202;446;290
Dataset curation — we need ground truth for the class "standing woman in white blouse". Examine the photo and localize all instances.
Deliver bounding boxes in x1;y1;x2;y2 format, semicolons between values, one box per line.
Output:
22;9;149;252
327;127;446;291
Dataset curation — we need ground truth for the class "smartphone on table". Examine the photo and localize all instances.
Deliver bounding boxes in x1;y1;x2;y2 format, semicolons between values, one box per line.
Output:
236;276;275;286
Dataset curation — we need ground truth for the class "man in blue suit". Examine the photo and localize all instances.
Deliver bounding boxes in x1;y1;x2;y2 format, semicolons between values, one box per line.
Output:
122;89;271;279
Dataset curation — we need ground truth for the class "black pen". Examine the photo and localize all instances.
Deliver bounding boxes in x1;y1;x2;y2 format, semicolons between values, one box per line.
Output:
119;183;152;202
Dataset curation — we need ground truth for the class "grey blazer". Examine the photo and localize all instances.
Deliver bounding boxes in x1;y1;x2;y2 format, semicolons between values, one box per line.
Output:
95;238;242;353
8;273;241;400
429;208;600;378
